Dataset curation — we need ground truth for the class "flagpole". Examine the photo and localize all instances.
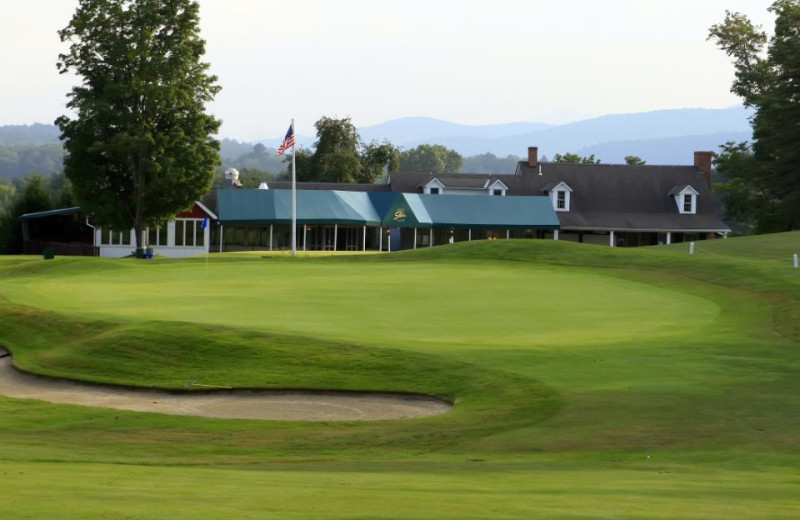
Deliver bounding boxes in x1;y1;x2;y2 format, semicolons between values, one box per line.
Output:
291;118;297;257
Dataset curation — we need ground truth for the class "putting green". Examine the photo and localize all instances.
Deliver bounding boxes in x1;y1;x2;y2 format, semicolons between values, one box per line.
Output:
0;234;798;519
0;258;719;349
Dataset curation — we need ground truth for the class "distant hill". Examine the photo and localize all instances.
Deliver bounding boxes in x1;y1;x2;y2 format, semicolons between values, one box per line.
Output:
388;107;754;161
358;117;554;144
0;123;60;147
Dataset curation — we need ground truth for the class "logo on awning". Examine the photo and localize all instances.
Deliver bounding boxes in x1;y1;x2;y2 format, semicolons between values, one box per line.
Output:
393;209;407;221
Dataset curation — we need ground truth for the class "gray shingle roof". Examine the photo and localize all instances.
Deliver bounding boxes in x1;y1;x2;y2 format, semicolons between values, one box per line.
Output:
391;162;729;232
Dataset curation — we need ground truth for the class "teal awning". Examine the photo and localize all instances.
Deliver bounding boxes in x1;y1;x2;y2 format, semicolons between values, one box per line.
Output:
218;189;560;230
381;194;560;230
217;189;382;226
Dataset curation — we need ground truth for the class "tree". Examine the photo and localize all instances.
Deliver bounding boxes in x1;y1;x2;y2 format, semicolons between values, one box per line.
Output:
397;144;462;173
290;117;398;184
709;1;800;231
56;0;221;253
361;140;401;180
308;116;362;183
624;155;646;166
552;153;600;164
0;182;15;213
460;153;521;174
712;141;787;233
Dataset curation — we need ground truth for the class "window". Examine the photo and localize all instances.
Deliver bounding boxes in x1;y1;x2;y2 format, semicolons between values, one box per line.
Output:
429;187;440;195
683;194;692;213
175;220;185;246
147;226;167;246
492;189;503;196
556;191;566;209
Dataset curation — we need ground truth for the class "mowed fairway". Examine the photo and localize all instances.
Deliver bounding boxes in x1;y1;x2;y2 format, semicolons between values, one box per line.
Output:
0;233;799;519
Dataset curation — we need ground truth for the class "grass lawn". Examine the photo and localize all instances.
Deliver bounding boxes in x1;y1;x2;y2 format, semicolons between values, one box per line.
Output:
0;232;799;518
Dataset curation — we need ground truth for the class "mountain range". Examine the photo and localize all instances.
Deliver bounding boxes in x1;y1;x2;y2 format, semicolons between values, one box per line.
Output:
1;106;754;179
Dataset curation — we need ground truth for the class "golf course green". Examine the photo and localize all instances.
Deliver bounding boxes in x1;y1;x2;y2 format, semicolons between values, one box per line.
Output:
0;232;798;519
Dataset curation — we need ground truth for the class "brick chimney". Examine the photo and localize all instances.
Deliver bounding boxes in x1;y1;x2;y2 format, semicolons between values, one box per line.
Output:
528;146;539;167
694;151;713;188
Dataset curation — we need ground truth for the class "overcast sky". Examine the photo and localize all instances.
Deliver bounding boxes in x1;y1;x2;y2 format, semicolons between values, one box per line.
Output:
0;0;774;141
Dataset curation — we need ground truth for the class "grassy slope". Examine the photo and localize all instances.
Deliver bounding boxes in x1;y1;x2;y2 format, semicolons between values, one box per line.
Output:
0;232;799;519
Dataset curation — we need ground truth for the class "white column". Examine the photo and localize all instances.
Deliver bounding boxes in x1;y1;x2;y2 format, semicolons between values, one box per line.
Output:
362;225;366;251
269;224;273;251
334;224;338;252
554;230;559;241
303;226;307;251
219;224;224;253
429;228;433;247
609;231;615;247
379;227;383;251
413;228;417;249
468;229;472;241
388;229;392;253
168;221;176;247
666;232;672;245
204;223;210;254
506;229;510;239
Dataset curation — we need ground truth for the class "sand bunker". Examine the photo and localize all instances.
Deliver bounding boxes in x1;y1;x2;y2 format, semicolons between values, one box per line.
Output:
0;351;451;421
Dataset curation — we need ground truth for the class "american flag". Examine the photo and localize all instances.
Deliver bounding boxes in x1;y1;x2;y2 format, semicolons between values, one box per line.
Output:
276;123;295;156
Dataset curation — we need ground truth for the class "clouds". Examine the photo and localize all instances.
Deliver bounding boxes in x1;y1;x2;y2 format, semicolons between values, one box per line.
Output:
1;0;775;140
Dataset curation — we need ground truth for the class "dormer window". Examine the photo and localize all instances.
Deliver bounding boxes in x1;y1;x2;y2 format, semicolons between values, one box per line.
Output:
669;185;699;214
423;178;445;195
487;179;509;196
683;194;692;213
545;182;573;212
556;191;566;209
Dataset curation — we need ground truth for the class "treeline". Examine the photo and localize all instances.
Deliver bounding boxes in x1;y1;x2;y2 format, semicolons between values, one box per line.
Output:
0;124;64;179
0;143;63;179
3;121;644;188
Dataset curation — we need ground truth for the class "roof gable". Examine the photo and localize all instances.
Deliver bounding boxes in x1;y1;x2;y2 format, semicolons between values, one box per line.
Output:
487;179;509;191
667;185;700;196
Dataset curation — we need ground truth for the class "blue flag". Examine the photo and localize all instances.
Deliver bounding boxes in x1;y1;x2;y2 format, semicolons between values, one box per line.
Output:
201;218;208;230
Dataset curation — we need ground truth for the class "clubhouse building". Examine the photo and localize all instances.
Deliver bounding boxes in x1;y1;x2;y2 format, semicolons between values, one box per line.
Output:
20;147;730;257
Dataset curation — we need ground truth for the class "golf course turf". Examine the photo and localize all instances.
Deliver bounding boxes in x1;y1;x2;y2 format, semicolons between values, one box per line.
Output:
0;233;798;519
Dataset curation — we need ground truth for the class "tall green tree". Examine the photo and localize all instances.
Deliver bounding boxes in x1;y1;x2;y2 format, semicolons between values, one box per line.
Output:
56;0;221;252
397;144;462;173
290;117;398;183
309;116;362;183
709;1;800;231
552;153;600;164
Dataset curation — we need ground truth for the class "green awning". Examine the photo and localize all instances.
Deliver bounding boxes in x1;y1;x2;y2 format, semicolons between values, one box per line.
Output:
381;194;560;229
217;189;382;226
